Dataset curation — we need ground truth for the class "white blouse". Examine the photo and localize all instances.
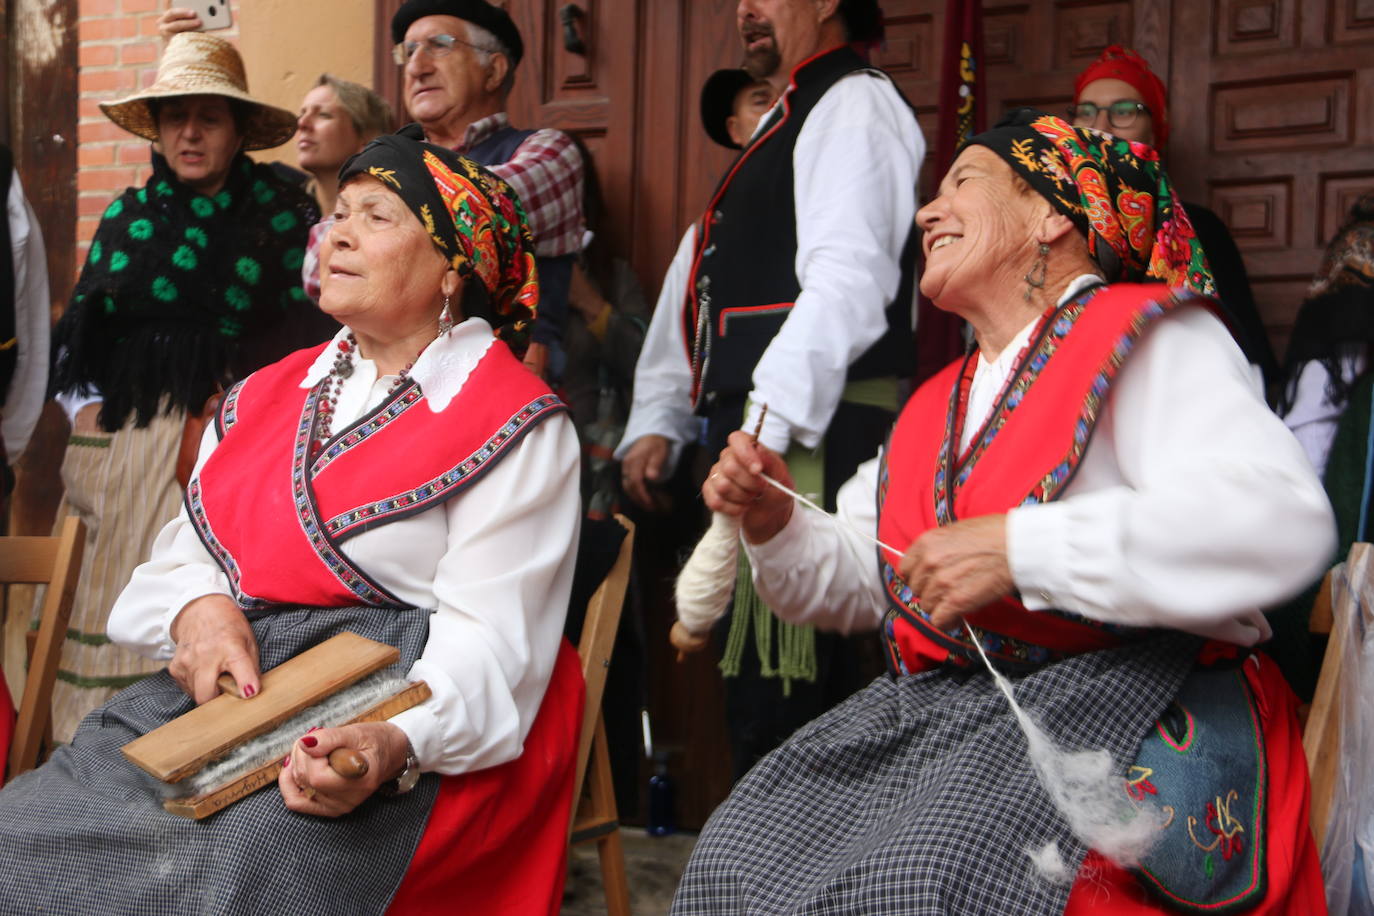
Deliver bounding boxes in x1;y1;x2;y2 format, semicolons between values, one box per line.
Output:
106;318;582;776
743;287;1336;646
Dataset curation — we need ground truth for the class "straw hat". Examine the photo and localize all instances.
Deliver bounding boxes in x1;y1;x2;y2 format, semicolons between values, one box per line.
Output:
99;32;298;151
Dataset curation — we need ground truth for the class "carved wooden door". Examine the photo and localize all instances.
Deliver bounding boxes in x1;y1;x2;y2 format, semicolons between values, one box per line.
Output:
1170;1;1374;356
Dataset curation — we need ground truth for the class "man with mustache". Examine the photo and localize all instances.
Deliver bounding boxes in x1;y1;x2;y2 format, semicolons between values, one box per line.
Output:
621;0;924;779
390;0;584;377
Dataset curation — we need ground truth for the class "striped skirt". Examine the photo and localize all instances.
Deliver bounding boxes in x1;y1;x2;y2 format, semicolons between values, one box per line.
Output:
44;410;185;742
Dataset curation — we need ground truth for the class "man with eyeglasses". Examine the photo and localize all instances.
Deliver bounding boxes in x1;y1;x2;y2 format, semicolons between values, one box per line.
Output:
391;0;586;379
1069;45;1279;396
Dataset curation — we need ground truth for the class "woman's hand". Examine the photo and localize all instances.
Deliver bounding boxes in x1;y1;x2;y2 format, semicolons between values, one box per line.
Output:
157;7;203;40
899;514;1013;631
279;722;412;817
168;594;261;704
702;431;794;544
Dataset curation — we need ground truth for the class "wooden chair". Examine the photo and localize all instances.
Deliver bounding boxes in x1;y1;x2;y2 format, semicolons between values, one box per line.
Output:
1303;542;1372;854
1;515;85;783
569;514;635;916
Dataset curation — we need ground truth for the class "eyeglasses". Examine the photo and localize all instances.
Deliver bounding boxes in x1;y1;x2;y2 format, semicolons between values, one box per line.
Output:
1066;100;1151;130
392;33;495;66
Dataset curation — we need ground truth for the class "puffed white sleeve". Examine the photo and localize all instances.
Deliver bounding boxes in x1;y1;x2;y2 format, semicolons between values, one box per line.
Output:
106;422;235;658
614;225;700;472
389;412;581;775
741;452;888;633
744;74;923;454
1007;305;1336;643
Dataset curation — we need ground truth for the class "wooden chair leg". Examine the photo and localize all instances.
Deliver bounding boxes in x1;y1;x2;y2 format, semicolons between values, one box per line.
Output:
588;717;631;915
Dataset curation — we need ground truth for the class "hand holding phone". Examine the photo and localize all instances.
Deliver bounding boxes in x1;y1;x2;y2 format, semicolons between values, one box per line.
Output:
161;1;233;36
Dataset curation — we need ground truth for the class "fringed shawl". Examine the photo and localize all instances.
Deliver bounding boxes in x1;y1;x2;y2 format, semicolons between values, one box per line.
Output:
53;152;331;431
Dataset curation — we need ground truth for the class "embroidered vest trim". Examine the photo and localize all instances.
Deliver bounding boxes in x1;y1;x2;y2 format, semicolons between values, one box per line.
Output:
877;284;1210;673
189;340;565;609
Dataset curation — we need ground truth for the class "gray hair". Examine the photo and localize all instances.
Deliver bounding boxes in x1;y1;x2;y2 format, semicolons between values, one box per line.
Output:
464;21;517;97
315;74;393;141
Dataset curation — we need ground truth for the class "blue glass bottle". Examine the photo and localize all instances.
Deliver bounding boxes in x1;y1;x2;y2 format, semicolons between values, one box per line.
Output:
646;752;676;837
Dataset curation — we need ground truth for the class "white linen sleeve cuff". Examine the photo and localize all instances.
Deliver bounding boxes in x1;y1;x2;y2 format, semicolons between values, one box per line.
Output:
743;504;807;566
1006;503;1072;612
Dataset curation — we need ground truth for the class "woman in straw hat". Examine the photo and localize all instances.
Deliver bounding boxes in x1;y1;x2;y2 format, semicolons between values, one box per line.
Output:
0;128;581;915
46;31;335;744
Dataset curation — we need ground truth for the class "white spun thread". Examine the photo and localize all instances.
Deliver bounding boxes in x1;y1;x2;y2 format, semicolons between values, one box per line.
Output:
674;512;741;634
759;473;904;562
964;622;1163;873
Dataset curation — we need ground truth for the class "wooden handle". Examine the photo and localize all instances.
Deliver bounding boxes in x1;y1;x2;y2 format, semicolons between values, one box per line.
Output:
216;673;244;698
327;747;368;779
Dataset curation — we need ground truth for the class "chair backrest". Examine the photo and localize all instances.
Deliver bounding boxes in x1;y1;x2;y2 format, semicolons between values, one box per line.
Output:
1;515;85;782
572;514;634;802
1303;543;1372;853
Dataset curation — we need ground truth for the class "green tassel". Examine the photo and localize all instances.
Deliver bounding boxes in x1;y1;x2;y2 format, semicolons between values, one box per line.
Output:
719;550;817;696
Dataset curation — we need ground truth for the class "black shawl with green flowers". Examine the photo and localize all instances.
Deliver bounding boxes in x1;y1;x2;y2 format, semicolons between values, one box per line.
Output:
53;151;335;431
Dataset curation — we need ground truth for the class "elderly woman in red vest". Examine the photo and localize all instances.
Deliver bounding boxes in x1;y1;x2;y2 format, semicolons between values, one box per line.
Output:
677;110;1334;914
0;131;582;916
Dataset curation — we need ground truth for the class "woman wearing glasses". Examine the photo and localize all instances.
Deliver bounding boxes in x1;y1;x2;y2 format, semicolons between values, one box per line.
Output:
1069;46;1279;395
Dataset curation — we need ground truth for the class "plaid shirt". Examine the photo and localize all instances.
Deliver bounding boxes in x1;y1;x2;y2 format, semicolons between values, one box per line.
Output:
299;113;585;301
301;217;330;302
458;113;585;258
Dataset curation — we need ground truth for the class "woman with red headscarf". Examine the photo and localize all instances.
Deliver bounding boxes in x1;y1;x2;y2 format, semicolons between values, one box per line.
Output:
1071;46;1279;393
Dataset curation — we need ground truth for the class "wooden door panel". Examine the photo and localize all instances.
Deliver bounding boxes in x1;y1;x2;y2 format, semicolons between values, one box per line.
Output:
1173;0;1374;354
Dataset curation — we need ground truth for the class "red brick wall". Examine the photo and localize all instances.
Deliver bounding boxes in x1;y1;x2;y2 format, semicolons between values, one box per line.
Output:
74;2;240;262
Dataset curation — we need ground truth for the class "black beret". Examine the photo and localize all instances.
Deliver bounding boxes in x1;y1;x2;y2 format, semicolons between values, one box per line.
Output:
700;69;756;150
391;0;524;68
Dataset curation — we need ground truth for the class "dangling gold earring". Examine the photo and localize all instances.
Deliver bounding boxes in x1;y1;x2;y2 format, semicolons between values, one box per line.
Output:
438;293;453;335
1024;243;1049;302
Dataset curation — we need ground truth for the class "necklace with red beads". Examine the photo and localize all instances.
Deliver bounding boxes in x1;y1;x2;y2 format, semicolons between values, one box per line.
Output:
311;333;421;455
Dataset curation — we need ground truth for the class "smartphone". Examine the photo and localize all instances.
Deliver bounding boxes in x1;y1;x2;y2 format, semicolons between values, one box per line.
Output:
183;0;233;31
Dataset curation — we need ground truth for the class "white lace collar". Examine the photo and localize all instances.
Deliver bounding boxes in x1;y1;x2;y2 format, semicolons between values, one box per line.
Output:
300;317;497;413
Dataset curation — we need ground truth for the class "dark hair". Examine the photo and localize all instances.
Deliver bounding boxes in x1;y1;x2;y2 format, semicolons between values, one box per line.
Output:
839;0;884;45
146;95;251;138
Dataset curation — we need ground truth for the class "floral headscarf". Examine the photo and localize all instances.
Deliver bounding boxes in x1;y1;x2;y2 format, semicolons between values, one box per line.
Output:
966;108;1215;296
338;128;539;353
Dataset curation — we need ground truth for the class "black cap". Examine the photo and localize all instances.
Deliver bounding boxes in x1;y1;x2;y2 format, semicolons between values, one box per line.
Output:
700;68;757;150
391;0;524;68
840;0;884;45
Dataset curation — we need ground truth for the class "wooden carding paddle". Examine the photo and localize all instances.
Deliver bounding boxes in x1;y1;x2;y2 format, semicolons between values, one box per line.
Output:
162;680;431;819
122;632;398;784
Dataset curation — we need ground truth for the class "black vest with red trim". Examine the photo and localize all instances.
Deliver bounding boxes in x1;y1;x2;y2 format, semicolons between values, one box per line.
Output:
186;338;566;609
876;284;1212;675
683;46;918;411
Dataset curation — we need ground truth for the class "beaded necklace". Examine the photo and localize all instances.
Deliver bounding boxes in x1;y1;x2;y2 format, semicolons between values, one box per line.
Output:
311;304;454;455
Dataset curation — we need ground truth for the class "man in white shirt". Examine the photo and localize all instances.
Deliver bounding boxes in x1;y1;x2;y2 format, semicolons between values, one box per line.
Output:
617;0;925;777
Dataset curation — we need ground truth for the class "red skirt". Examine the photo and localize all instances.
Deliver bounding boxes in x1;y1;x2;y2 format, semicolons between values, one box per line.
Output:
1065;654;1326;915
388;639;585;915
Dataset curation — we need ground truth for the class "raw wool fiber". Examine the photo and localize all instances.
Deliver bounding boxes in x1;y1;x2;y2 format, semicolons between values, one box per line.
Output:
169;674;411;799
966;626;1165;876
674;512;741;634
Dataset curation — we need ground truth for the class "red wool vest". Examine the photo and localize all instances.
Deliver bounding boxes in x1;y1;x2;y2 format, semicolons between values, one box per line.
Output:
187;339;565;609
877;283;1216;674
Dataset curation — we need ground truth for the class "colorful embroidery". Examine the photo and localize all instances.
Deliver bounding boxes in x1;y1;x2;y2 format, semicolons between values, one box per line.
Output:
321;394;565;538
1158;705;1197;753
290;383;403;607
1187;790;1246;861
219;377;247;435
184;477;266;609
309;384;423;476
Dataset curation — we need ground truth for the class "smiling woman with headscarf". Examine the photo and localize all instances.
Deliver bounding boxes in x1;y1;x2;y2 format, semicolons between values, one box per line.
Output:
0;131;584;915
674;110;1334;914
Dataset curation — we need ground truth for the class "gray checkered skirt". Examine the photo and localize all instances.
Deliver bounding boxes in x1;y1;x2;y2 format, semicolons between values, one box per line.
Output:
671;633;1200;916
0;606;439;916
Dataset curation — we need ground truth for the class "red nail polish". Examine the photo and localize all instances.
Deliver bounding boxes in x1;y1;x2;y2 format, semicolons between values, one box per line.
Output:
244;684;256;698
301;735;318;748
